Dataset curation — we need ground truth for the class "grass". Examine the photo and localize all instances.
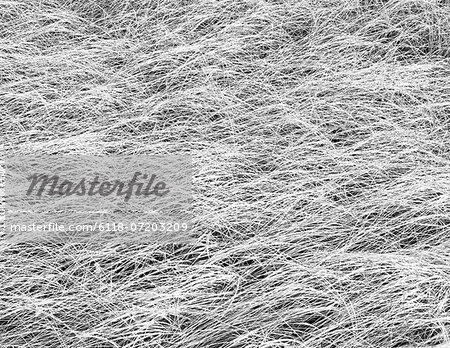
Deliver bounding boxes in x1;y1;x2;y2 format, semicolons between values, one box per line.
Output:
2;0;450;346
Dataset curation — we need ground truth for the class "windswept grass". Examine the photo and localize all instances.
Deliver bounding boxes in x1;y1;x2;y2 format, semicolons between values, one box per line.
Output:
2;0;450;347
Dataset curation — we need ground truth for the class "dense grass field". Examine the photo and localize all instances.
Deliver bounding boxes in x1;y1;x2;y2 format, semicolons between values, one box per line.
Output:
2;0;450;347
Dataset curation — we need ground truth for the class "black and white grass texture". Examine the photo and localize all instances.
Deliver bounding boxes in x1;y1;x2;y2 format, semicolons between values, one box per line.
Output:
2;0;450;347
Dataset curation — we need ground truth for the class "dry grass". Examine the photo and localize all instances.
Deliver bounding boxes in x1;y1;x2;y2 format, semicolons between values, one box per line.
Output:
2;0;450;347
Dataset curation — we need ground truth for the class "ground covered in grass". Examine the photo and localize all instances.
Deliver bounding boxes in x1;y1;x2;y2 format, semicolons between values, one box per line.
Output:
2;0;450;347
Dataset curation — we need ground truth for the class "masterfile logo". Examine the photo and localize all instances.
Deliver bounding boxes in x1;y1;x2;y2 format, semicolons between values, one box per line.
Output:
4;154;193;244
26;172;170;201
